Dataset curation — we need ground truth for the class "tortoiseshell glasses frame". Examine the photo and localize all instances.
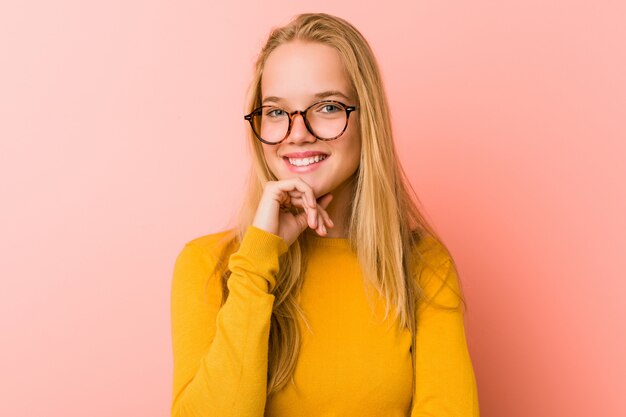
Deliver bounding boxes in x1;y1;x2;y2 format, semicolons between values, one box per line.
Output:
244;100;359;145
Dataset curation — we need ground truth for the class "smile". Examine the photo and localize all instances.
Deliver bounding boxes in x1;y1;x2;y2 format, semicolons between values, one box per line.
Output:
282;154;329;173
287;154;328;167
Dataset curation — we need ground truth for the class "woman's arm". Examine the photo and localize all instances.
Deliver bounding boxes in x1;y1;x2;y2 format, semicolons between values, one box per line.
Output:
170;225;288;417
411;259;480;417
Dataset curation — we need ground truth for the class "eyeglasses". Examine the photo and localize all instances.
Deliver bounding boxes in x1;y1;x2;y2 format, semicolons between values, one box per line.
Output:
244;100;359;145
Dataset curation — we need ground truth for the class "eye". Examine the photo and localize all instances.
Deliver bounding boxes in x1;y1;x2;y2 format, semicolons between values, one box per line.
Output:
318;104;341;113
265;108;286;118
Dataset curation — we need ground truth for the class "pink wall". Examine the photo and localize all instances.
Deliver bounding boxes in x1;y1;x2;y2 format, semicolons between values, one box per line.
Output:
1;1;624;416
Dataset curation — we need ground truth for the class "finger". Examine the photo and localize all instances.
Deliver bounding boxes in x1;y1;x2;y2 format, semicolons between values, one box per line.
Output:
319;205;334;229
287;195;309;210
286;190;307;203
316;194;334;228
309;206;318;229
286;177;317;208
292;196;317;229
288;196;317;229
272;179;310;204
268;179;318;227
267;178;317;209
316;211;327;235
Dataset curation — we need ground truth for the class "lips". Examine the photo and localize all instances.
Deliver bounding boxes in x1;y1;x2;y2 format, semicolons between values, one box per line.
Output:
282;151;329;158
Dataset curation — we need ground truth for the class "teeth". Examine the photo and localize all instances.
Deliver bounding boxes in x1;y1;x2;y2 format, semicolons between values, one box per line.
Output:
288;155;327;167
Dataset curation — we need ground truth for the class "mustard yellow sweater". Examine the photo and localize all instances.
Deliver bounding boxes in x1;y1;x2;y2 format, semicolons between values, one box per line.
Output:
170;225;479;416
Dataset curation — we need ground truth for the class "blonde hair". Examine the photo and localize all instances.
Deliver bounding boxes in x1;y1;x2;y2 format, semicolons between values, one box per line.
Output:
210;12;466;403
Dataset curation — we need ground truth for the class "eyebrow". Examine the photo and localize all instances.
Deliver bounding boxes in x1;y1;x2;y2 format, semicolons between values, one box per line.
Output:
262;90;350;104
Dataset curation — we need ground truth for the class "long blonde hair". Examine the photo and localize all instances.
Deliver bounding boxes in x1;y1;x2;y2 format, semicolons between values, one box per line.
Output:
210;12;466;402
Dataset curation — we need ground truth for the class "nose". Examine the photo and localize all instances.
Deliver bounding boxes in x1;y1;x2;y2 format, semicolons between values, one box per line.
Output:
286;112;316;144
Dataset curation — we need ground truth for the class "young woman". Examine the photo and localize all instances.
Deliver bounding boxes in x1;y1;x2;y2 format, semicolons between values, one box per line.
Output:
171;13;479;417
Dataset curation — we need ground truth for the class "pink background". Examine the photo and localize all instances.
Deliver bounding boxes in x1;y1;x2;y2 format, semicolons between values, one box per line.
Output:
1;1;624;416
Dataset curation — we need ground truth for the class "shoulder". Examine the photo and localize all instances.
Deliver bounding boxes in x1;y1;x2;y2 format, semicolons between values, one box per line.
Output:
171;230;239;312
183;228;239;262
412;231;454;271
172;228;239;283
411;232;464;311
171;229;240;306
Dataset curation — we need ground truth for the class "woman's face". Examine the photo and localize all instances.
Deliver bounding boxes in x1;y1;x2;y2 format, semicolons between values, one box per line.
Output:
260;40;361;199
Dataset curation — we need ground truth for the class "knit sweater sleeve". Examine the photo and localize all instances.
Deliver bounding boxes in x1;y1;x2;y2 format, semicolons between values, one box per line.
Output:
170;225;289;417
410;259;480;417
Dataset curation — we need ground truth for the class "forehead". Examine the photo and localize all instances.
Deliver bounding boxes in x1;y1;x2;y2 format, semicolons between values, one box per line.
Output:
261;41;352;105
